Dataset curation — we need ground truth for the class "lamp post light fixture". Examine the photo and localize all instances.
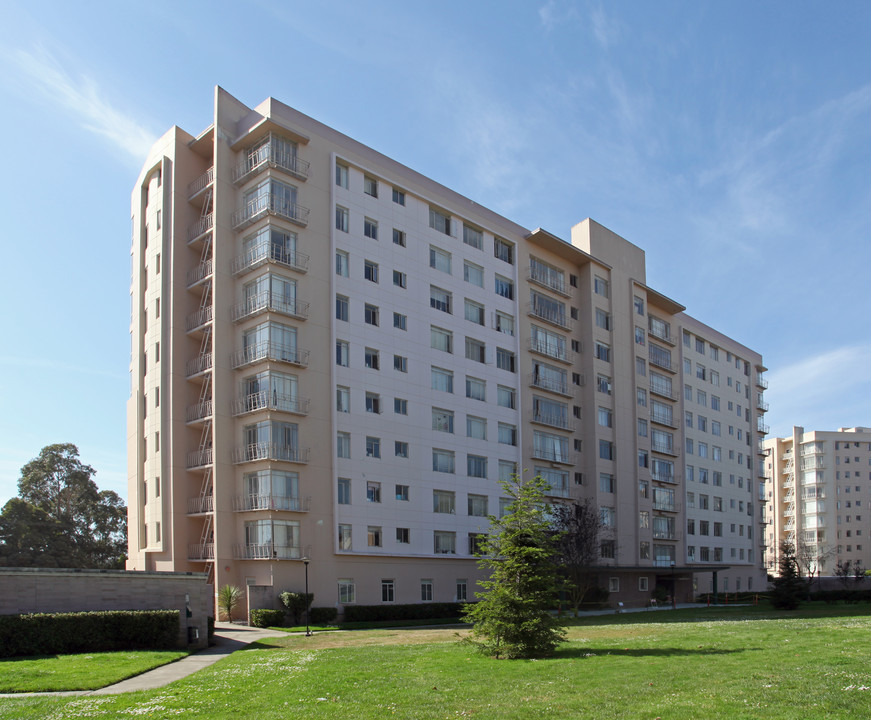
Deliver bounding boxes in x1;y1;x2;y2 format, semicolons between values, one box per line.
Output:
303;557;312;636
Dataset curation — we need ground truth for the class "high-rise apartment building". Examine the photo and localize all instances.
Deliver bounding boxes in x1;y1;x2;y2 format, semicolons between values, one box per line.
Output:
128;87;768;613
764;426;871;576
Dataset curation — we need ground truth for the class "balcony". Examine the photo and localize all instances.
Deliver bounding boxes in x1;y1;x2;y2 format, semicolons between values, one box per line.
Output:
526;302;570;330
186;448;213;469
757;398;769;412
530;448;576;466
648;325;675;346
649;384;677;401
543;484;571;499
187;495;214;515
231;342;310;370
188;543;215;560
531;412;574;432
648;351;676;373
757;420;770;435
527;267;570;297
232;494;311;512
756;374;769;389
652;529;677;540
653;501;677;512
187;213;214;243
528;338;574;365
186;306;213;333
185;353;213;378
233;543;301;560
186;400;213;424
232;442;310;465
528;373;572;397
232;146;310;185
650;412;677;429
231;243;309;277
651;441;678;456
652;471;676;484
230;291;309;323
188;167;214;200
232;194;309;231
186;260;213;287
232;391;310;417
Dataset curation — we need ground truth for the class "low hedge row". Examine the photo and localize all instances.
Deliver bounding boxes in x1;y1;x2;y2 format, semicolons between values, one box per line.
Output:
343;602;467;623
810;589;871;604
249;606;339;627
0;610;180;658
310;606;338;624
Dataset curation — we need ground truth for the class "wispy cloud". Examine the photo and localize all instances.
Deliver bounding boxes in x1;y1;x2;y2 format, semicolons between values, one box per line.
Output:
590;5;620;49
7;45;156;159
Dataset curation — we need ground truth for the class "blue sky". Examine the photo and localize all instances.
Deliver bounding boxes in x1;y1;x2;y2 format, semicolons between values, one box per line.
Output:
1;1;870;505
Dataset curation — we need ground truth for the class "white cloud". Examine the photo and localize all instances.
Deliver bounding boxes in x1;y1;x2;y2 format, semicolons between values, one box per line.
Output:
9;45;156;159
590;5;619;49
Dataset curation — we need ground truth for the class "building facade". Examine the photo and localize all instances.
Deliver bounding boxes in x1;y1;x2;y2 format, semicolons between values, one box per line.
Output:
127;87;768;613
764;426;871;577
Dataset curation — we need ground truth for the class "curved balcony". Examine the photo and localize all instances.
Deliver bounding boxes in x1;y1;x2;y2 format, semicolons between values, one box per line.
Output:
232;391;310;417
231;243;309;277
232;193;309;231
230;342;309;370
232;147;310;185
230;291;309;323
232;442;310;465
232;494;311;512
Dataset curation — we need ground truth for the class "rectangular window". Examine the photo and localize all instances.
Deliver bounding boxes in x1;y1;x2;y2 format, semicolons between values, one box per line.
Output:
338;579;355;602
432;449;455;473
393;354;408;372
463;224;483;250
393;312;407;330
434;489;456;514
432;407;455;433
431;366;454;393
430;285;452;313
595;342;611;362
363;175;378;197
393;228;406;247
594;276;609;297
598;406;613;427
429;207;451;235
430;246;452;274
595;308;611;330
364;260;379;283
335;249;349;277
466;416;487;440
365;437;381;458
464;299;485;325
494;237;514;264
465;337;486;363
468;494;488;516
431;326;453;353
338;525;352;550
496;347;515;372
335;295;349;321
498;423;517;446
466;376;486;401
467;454;487;478
494;274;514;299
365;392;381;414
392;187;405;205
337;432;350;459
335;205;349;232
394;397;408;415
434;530;456;554
338;477;350;504
364;217;378;240
495;311;515;335
335;340;349;367
396;484;410;501
464;261;484;287
393;270;407;288
600;473;615;493
395;441;409;458
364;348;379;369
497;385;516;408
335;162;349;188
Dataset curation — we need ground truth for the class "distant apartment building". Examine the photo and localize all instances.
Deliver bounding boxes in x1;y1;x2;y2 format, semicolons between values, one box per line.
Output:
127;87;768;613
764;426;871;576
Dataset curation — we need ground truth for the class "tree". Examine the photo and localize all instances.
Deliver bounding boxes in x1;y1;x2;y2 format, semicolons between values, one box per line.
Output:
552;500;609;616
795;539;833;594
462;474;566;659
770;541;805;610
835;560;853;590
218;585;243;622
280;591;313;625
0;444;127;568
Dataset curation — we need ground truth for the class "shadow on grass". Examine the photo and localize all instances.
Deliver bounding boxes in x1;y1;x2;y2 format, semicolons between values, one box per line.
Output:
553;645;758;659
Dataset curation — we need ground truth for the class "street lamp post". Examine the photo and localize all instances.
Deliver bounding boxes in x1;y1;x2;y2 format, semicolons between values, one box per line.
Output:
303;557;311;636
671;561;676;609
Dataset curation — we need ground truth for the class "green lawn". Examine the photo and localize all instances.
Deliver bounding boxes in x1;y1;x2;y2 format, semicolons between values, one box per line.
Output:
0;650;187;692
2;605;871;718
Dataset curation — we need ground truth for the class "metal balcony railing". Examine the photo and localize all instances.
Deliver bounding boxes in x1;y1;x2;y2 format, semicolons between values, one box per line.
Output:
185;353;213;377
647;325;674;345
650;412;677;428
648;352;675;373
232;442;310;465
527;266;569;296
530;448;576;465
757;399;769;412
188;543;215;560
186;260;213;287
232;494;311;512
232;391;310;417
651;441;677;456
233;543;302;560
757;421;770;435
232;148;310;185
186;448;213;469
528;338;573;364
188;167;215;198
231;243;309;276
649;384;677;401
652;471;676;484
232;193;310;231
186;306;213;332
186;400;213;423
527;302;570;329
756;374;769;389
528;373;571;397
187;495;214;515
531;412;574;432
187;213;214;242
230;291;309;323
230;342;310;369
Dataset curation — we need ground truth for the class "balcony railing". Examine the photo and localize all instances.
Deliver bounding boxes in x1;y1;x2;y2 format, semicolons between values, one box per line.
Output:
188;543;215;560
527;302;570;329
531;412;574;432
231;243;309;276
650;412;677;429
232;494;311;512
649;384;677;401
187;495;214;515
652;471;676;484
230;342;310;369
186;400;213;423
232;442;310;465
188;167;215;198
647;325;674;345
185;353;213;377
528;338;574;364
232;147;310;185
187;213;214;242
186;448;213;469
648;352;675;373
651;441;677;456
186;306;213;332
232;391;310;417
186;259;213;287
757;421;770;435
652;530;677;540
230;291;309;323
232;193;310;231
756;374;769;389
527;267;569;296
757;399;769;412
530;448;576;465
528;373;571;397
233;543;301;560
653;501;677;512
543;484;571;499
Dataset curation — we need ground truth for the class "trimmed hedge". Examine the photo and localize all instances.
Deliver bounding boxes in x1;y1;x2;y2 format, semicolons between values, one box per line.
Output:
0;610;180;658
309;606;338;624
342;602;467;623
810;589;871;604
250;608;286;628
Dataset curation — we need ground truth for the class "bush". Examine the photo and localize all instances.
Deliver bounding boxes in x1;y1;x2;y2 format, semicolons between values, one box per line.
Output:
342;602;468;623
0;610;179;658
309;606;338;624
249;608;286;628
279;592;313;625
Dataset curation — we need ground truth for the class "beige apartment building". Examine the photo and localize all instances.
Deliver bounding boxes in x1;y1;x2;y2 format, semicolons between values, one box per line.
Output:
764;426;871;576
128;87;769;614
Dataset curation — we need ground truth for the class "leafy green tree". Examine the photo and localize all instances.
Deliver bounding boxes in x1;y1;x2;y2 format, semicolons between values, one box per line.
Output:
462;474;566;658
0;444;126;568
218;585;243;622
770;541;805;610
280;591;313;626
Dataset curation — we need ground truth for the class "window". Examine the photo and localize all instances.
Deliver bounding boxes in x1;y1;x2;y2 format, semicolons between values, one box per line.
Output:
395;441;409;458
335;162;349;188
365;392;382;414
597;374;612;395
393;313;407;330
595;342;611;362
456;579;468;601
431;326;453;353
335;250;349;277
599;440;615;460
335;340;349;367
531;325;567;361
464;261;484;287
430;285;452;313
338;579;355;603
335;294;349;321
364;348;379;369
392;187;405;205
465;337;486;363
396;484;410;501
634;296;645;315
463;224;483;250
393;354;408;372
336;386;350;413
696;337;705;354
335;205;349;232
594;276;609;297
432;449;455;473
363;175;378;197
431;366;453;393
495;311;515;335
531;290;567;327
494;237;514;264
338;477;350;504
434;531;456;554
598;407;613;427
434;490;456;514
601;507;616;527
635;326;646;345
467;454;487;478
429;207;451;235
468;494;488;516
637;388;647;406
393;270;407;288
535;431;569;463
393;228;406;247
465;299;485;325
600;473;615;493
467;416;487;440
364;217;378;239
498;423;518;446
432;408;454;433
364;260;379;283
596;309;611;330
497;385;515;408
466;376;486;401
366;436;381;458
638;419;648;437
494;274;514;299
338;525;352;550
496;347;515;372
430;246;452;274
337;432;350;458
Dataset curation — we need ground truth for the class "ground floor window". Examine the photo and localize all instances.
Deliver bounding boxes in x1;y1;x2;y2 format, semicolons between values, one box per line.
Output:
421;579;433;601
338;579;355;604
609;577;620;593
382;579;395;602
638;577;649;592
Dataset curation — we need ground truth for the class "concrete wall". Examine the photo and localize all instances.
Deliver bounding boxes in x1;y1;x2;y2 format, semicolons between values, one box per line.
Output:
0;568;212;649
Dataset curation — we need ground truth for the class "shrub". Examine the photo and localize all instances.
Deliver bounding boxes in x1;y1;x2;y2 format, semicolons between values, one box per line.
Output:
249;608;285;628
343;602;468;623
0;610;179;658
279;592;313;625
309;606;338;624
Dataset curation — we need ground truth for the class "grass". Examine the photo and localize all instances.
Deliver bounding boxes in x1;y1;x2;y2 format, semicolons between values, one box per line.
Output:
0;650;187;692
2;604;871;718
